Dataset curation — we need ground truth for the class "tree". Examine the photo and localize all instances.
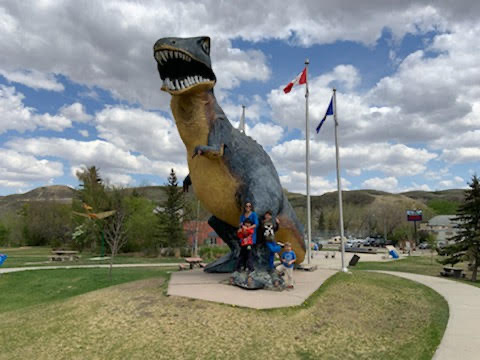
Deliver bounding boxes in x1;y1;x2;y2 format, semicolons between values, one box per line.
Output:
74;166;109;251
76;166;110;212
317;211;325;233
123;195;157;253
425;232;437;264
440;175;480;281
103;189;129;279
21;202;72;247
156;169;186;250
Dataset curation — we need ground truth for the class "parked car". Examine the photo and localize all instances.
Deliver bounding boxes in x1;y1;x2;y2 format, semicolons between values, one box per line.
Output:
418;242;430;249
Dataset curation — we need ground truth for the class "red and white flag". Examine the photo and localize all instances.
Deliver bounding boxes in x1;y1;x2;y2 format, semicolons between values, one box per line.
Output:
283;67;307;94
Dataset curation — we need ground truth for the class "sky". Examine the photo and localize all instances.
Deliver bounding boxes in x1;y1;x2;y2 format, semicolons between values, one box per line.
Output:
0;0;479;196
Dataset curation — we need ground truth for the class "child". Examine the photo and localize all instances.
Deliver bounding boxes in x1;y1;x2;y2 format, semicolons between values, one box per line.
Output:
262;210;282;271
276;242;296;289
235;218;255;272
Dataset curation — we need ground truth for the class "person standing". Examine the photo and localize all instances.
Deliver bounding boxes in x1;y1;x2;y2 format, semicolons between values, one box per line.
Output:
276;242;296;289
262;210;282;271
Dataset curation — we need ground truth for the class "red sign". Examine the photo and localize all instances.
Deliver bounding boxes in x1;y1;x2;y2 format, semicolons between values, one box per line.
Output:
407;210;422;222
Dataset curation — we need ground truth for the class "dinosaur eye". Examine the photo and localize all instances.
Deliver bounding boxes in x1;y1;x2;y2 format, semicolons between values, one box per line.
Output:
201;38;210;55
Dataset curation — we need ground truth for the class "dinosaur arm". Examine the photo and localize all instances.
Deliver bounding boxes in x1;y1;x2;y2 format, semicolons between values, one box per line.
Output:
192;144;225;159
192;112;230;159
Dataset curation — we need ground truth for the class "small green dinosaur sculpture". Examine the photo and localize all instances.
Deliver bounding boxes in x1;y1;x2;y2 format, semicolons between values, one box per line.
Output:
153;36;305;279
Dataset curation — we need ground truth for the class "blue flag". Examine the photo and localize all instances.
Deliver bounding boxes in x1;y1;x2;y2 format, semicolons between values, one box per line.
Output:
316;96;334;133
0;254;7;266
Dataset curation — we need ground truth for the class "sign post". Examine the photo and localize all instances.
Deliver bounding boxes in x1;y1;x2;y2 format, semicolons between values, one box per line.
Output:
407;210;423;246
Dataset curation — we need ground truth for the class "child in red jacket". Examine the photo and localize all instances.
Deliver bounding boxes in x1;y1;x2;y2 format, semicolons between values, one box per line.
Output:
235;218;255;272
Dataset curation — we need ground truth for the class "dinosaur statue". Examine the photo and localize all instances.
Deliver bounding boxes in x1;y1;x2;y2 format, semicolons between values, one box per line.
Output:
153;36;305;289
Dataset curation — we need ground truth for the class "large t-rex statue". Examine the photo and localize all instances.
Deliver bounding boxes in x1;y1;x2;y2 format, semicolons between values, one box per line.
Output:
153;36;305;288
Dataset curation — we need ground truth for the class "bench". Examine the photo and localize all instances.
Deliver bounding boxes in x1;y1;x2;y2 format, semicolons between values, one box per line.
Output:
440;267;465;279
50;250;80;262
185;257;203;269
178;263;190;271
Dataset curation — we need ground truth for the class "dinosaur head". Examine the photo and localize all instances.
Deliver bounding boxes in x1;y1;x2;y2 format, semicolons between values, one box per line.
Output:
154;36;216;95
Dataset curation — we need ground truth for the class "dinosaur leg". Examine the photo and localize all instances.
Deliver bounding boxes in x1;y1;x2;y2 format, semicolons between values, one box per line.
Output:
203;215;239;273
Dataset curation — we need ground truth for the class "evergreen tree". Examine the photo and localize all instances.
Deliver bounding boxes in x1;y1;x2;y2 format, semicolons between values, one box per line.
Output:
440;175;480;281
317;211;325;232
156;169;186;249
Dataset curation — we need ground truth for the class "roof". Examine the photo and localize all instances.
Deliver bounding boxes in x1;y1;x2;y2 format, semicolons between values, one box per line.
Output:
428;215;457;226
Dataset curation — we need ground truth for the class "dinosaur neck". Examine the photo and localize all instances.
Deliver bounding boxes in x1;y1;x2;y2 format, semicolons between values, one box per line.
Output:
170;90;215;152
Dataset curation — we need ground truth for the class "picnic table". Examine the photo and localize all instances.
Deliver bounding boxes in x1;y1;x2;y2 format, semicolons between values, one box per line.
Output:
50;250;80;262
184;257;204;269
440;266;465;279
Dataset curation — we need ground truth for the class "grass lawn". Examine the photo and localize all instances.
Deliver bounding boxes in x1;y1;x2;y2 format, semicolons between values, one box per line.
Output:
0;246;183;268
0;270;448;360
0;267;174;313
354;254;480;287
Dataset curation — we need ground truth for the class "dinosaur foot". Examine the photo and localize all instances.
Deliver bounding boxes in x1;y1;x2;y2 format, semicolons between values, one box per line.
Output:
229;270;285;290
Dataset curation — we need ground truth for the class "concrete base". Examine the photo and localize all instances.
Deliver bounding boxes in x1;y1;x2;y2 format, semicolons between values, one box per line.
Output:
167;267;336;309
297;264;318;271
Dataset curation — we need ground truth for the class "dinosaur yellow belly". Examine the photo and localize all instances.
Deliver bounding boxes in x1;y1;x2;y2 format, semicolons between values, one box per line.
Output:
188;155;241;227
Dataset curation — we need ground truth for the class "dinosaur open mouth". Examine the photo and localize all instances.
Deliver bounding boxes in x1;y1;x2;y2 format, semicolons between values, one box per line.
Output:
155;48;216;93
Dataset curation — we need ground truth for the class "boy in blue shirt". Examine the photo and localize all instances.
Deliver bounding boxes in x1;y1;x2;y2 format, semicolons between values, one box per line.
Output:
276;242;296;289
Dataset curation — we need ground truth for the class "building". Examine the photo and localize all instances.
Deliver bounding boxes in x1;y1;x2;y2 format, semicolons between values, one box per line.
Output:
419;215;459;244
183;221;224;247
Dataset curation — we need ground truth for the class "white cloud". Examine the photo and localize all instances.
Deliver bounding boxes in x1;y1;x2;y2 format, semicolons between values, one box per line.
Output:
0;69;64;91
0;1;465;109
440;148;480;164
279;171;341;195
6;136;188;184
94;106;185;163
271;140;437;179
0;148;63;187
362;176;398;192
59;103;92;123
247;122;284;147
0;85;72;133
78;129;89;137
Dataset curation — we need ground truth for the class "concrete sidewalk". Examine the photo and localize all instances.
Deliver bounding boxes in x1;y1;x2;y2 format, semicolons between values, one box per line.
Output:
0;263;180;274
167;250;382;309
375;271;480;360
167;267;337;309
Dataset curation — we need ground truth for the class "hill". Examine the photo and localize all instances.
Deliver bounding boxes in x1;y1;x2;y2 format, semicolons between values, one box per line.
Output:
0;185;77;215
0;184;465;219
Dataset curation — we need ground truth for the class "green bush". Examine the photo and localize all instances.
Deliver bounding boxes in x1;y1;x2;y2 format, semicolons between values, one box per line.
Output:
199;246;230;260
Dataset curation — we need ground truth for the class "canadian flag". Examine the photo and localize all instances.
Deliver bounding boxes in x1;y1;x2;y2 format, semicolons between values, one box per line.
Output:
283;67;307;94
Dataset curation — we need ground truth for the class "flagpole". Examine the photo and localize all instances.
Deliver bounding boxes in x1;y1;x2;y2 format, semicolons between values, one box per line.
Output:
333;88;347;272
240;104;246;133
305;58;312;265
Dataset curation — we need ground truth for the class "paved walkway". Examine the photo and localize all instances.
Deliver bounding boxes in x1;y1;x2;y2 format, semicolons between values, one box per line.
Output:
167;251;382;309
168;267;337;309
0;263;180;274
375;271;480;360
